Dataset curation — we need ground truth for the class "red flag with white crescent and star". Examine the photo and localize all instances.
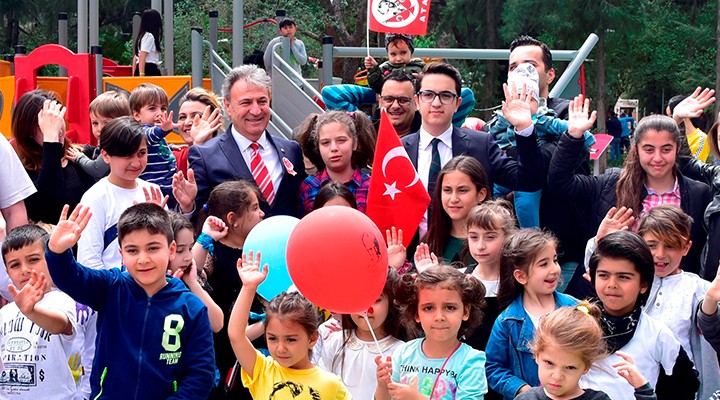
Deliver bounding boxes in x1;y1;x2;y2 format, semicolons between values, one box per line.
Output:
368;0;432;35
366;110;431;247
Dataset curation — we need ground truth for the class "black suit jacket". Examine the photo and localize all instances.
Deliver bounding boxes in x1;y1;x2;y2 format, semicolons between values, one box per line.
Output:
401;126;544;192
189;126;307;218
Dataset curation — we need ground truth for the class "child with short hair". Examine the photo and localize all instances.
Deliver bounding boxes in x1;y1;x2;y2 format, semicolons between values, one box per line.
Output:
76;117;161;270
46;203;215;399
0;224;77;399
263;16;307;81
636;205;720;399
228;251;351;398
129;83;178;201
375;264;488;399
582;231;699;400
485;229;578;400
66;91;131;180
365;34;425;94
515;302;657;400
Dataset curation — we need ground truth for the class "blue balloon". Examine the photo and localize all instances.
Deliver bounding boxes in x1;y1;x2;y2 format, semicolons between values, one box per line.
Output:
244;216;300;301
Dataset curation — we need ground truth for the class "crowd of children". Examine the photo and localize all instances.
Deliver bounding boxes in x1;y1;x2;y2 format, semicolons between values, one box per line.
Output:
2;29;720;400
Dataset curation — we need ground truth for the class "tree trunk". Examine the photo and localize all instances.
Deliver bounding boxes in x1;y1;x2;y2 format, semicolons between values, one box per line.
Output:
482;0;498;110
595;30;607;133
715;0;720;120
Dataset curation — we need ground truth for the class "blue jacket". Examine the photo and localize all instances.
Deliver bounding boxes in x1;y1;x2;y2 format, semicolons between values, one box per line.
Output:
485;291;578;399
46;248;215;400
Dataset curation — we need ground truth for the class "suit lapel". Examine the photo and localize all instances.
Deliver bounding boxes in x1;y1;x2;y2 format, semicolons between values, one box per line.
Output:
451;126;469;156
266;133;288;188
404;134;420;169
219;128;251;178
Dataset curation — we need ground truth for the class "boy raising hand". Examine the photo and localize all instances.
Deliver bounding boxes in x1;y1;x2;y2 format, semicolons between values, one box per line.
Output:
46;203;215;399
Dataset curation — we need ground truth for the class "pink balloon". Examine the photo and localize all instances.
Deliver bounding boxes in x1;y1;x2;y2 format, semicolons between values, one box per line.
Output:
287;206;388;313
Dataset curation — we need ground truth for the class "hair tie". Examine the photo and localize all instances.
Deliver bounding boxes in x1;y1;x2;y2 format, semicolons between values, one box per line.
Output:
576;305;590;314
346;111;356;120
202;204;209;213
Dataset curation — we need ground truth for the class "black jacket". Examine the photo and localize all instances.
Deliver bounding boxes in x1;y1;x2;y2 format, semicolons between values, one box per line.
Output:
549;133;711;274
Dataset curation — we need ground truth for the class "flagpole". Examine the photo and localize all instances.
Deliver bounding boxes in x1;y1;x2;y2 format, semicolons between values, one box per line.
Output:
366;0;371;58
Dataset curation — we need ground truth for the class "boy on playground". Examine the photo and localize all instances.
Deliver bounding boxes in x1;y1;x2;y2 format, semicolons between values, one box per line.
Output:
46;203;215;399
0;224;77;399
264;16;307;82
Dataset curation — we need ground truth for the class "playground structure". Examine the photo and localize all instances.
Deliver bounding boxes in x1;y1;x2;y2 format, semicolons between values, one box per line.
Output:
0;1;598;148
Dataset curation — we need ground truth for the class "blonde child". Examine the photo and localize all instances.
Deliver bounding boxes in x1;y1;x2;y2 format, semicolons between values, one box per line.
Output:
0;224;77;399
485;229;578;400
228;251;351;398
129;83;179;202
297;110;375;215
516;302;656;400
66;91;131;180
375;264;488;399
636;205;719;399
318;269;407;399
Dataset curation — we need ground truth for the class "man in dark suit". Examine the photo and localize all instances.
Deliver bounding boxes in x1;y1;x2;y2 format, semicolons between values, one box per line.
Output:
401;62;544;238
189;65;306;218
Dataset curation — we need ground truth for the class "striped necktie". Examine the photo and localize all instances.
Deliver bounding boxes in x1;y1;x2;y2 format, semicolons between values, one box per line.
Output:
250;142;275;205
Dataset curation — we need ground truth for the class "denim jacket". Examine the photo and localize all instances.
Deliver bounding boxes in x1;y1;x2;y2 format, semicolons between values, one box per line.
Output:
485;291;578;399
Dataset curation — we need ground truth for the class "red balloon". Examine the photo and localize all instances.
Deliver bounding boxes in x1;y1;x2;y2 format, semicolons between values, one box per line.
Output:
287;206;388;314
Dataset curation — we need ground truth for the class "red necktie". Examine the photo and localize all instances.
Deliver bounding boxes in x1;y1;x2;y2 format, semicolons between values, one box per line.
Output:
250;142;275;205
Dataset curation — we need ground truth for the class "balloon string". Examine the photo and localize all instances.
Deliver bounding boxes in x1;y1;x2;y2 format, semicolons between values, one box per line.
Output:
362;313;385;360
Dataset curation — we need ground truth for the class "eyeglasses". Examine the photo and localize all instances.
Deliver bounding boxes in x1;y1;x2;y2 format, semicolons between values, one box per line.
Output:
380;95;413;106
417;90;458;105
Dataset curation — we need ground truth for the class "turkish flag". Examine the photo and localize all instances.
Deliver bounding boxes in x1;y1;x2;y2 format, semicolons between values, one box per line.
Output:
366;110;431;247
368;0;432;35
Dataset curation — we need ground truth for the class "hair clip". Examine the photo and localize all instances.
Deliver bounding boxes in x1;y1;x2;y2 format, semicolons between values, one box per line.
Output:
202;204;209;213
576;305;590;314
346;111;356;120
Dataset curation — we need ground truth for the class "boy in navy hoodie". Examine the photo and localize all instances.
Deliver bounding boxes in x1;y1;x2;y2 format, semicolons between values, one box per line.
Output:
45;203;215;399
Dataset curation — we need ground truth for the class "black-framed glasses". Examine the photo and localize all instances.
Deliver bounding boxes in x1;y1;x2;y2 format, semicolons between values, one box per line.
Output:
380;95;413;106
417;90;458;105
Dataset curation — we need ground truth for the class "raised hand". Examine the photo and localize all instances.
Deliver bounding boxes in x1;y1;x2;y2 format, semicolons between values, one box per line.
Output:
49;204;92;254
386;227;407;270
159;110;179;132
65;146;83;162
613;351;649;389
702;266;720;316
364;56;378;69
567;95;597;138
9;270;47;315
414;243;439;273
38;99;67;143
172;169;197;213
191;106;223;145
137;186;169;208
673;87;716;120
501;82;533;131
236;250;268;288
597;206;634;240
202;216;228;241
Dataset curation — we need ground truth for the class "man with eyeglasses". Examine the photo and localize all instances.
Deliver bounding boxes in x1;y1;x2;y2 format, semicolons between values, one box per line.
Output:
401;62;544;237
377;71;421;137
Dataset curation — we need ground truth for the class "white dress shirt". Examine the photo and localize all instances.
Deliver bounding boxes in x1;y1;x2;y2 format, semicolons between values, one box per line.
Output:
231;127;283;196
